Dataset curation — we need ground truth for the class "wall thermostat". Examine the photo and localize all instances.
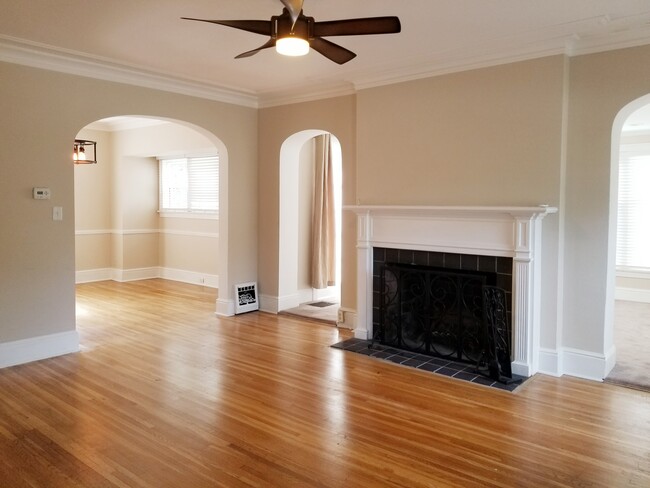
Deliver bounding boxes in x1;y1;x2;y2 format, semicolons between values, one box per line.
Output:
33;187;51;199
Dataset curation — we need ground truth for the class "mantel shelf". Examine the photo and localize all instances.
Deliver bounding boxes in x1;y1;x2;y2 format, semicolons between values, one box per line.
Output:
344;205;558;219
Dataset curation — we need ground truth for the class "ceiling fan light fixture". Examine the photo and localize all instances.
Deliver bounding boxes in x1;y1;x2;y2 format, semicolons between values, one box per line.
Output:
182;0;400;64
276;36;309;56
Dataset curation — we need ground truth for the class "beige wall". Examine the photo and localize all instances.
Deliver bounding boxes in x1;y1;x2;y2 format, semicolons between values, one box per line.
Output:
356;56;566;206
159;233;218;274
116;155;159;270
0;61;257;344
158;217;219;274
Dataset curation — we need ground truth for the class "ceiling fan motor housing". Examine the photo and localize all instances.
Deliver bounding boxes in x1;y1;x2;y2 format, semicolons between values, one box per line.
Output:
272;13;314;40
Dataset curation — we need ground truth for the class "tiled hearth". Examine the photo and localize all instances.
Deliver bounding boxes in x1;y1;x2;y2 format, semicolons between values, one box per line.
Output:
332;338;525;392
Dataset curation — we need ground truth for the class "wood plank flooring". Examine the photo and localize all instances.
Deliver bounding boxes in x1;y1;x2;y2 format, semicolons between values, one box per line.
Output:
1;279;649;487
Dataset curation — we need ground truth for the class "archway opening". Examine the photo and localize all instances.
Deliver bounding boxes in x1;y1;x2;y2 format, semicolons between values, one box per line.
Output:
606;96;650;388
73;115;229;313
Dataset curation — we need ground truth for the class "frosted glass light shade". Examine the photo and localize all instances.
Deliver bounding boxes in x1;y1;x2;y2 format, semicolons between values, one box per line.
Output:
276;37;309;56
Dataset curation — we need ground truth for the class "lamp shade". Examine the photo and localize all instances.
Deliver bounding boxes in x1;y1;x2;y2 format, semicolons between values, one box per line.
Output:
276;36;309;56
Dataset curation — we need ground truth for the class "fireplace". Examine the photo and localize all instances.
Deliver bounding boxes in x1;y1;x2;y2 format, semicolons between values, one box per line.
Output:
345;205;557;377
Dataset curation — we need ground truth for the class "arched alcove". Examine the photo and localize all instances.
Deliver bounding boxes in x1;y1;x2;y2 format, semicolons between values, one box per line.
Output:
278;130;342;312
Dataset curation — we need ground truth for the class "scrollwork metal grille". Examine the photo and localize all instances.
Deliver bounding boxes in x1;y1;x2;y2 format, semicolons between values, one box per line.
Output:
377;263;490;363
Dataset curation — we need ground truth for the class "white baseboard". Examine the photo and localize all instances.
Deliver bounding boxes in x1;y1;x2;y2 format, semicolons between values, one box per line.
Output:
538;347;562;377
313;286;339;301
264;292;304;312
259;294;279;314
354;327;370;340
159;267;218;288
615;287;650;303
216;298;235;317
510;361;531;378
113;267;160;282
0;330;79;369
278;292;304;311
561;347;611;382
76;268;113;283
75;267;218;289
297;288;316;305
531;346;612;381
603;344;616;378
260;289;341;314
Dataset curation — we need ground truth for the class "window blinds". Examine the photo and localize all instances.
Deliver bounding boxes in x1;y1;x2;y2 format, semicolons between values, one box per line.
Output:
617;145;650;270
159;155;219;213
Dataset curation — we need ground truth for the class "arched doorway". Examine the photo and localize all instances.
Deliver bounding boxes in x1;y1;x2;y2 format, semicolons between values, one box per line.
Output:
605;95;650;388
278;130;343;320
73;115;230;313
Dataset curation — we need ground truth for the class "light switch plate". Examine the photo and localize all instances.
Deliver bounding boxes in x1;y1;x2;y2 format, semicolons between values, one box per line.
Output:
52;206;63;221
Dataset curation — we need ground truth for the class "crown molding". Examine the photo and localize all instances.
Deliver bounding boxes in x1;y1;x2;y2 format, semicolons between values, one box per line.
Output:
0;35;259;108
257;82;356;108
262;23;650;104
353;47;568;92
567;24;650;57
2;24;650;110
354;33;650;92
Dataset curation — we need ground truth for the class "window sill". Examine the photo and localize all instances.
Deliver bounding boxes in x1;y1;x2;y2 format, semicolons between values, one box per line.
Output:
616;267;650;280
159;211;218;220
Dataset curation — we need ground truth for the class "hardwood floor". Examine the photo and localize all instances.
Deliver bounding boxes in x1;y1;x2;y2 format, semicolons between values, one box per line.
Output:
1;279;649;487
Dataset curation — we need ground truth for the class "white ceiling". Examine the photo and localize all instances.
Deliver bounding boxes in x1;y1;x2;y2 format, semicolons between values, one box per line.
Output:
2;1;650;106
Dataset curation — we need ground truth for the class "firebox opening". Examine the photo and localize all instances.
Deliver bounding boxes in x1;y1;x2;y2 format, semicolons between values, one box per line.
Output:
372;248;515;381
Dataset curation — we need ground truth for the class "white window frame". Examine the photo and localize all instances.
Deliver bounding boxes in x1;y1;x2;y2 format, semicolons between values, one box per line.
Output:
159;154;219;219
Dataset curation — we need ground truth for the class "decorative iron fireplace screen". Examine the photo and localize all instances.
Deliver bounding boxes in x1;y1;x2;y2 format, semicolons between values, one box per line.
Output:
377;263;499;365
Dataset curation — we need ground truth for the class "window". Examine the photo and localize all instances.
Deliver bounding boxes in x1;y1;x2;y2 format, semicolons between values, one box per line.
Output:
617;144;650;270
159;155;218;215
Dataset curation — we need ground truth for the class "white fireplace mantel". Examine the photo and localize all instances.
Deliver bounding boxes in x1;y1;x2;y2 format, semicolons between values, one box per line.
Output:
344;205;558;377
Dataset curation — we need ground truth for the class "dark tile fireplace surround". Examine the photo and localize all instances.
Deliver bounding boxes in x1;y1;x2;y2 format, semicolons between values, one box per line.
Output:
372;247;514;371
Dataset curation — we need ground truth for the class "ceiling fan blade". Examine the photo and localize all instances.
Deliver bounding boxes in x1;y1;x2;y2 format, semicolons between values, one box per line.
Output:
181;18;272;36
280;0;304;25
235;39;276;59
314;17;401;37
309;37;356;65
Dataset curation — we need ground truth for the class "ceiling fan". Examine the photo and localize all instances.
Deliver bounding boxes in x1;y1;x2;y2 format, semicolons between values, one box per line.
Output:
182;0;401;65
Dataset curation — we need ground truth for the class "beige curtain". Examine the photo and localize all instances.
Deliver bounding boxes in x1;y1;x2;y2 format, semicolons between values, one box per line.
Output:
311;134;336;289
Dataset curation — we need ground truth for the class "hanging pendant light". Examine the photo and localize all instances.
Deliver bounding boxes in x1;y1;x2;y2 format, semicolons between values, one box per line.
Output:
73;139;97;164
